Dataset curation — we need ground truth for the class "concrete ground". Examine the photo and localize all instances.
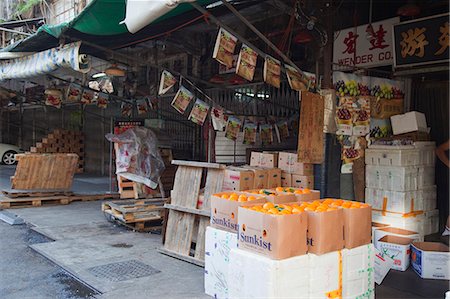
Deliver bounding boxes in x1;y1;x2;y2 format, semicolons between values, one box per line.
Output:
0;165;449;298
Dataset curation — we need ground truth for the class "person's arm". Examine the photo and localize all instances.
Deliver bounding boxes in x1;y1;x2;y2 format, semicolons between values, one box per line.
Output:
436;140;450;168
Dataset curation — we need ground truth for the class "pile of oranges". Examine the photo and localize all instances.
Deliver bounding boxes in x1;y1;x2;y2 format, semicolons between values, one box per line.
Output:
323;199;370;209
220;193;257;202
275;187;311;194
243;202;302;215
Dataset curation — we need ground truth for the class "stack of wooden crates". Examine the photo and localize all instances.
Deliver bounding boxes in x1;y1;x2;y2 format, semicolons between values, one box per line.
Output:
30;129;84;173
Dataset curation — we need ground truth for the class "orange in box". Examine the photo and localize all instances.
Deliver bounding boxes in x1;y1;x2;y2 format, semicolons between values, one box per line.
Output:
274;187;320;202
243;189;297;204
237;203;308;259
210;192;266;232
327;199;372;249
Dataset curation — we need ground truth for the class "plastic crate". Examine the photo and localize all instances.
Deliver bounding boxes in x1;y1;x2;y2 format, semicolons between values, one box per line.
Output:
366;165;418;191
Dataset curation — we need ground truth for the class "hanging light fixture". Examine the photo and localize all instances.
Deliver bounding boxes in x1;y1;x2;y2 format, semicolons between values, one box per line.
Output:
104;63;126;77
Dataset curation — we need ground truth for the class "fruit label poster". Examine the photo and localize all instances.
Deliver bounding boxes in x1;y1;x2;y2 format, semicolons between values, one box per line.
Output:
97;92;109;109
171;86;194;114
243;121;257;145
137;99;148;115
336;96;354;136
236;44;258;81
260;123;274;145
158;70;177;95
189;98;210;126
298;91;325;164
66;83;82;102
352;97;370;136
225;116;242;141
213;28;238;68
285;65;307;92
263;56;281;88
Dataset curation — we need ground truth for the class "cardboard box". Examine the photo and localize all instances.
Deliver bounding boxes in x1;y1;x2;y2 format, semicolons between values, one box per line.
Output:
237;206;308;259
223;168;254;191
278;152;313;175
281;171;292;187
411;242;450;280
291;174;314;189
229;248;309;298
309;250;341;298
307;208;344;255
343;244;375;299
343;204;372;249
204;226;238;298
377;235;413;271
372;222;390;245
210;192;266;232
370;98;403;119
391;111;427;135
241;166;268;189
266;168;282;189
374;227;421;250
372;210;425;235
250;152;278;168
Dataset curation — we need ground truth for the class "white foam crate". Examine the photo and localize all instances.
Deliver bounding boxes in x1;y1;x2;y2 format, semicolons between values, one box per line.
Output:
415;142;436;166
418;166;435;188
420;185;437;211
342;244;375;299
365;148;420;166
366;165;418;191
365;188;422;213
424;209;439;235
372;210;425;235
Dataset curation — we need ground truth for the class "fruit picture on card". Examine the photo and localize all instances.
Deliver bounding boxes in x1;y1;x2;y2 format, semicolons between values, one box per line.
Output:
189;99;210;126
171;86;194;114
225;116;242;141
236;44;258;81
213;28;238;68
263;56;281;88
97;92;109;109
158;70;177;95
243;121;257;145
260;123;274;145
285;65;307;91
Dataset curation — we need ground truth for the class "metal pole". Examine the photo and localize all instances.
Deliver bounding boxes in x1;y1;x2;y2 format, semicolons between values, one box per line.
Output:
109;116;113;193
218;0;302;72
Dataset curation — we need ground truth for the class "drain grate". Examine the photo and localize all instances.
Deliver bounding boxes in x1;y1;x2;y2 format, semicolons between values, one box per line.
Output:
87;260;160;282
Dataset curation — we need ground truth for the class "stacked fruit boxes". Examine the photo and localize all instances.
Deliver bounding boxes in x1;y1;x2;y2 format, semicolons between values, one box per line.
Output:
365;142;438;236
29;129;84;173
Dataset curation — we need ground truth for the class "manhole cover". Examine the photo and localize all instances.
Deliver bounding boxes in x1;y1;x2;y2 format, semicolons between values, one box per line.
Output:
87;260;160;282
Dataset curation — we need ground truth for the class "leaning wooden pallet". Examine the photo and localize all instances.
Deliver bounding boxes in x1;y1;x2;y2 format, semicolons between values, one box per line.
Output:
159;160;225;267
102;198;166;232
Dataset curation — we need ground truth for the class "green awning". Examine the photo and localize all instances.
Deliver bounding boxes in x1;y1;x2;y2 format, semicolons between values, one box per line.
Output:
2;0;217;53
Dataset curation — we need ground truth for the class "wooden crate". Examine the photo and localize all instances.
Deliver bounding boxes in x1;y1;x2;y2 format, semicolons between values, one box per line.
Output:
11;154;79;190
117;175;137;199
159;160;225;267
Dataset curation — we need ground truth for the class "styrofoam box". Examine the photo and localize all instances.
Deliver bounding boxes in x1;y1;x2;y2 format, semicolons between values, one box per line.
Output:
414;142;436;166
229;248;309;298
424;209;439;236
391;111;427;135
366;165;418;191
309;251;340;299
342;244;375;299
418;166;435;188
420;185;437;211
365;148;420;167
365;188;423;214
372;210;425;235
205;226;238;299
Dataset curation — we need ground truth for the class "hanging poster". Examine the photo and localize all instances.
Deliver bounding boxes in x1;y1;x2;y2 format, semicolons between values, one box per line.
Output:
121;102;133;117
66;83;82;102
353;97;371;136
44;89;63;109
263;56;281;88
298;91;325;163
97;92;109;109
236;44;258;81
171;86;194;114
336;96;354;136
285;65;307;91
188;98;210;126
211;107;227;131
277;121;290;140
225;116;242;141
158;70;177;95
137;99;148;115
243;121;257;145
81;89;96;104
213;28;238;68
260;123;274;145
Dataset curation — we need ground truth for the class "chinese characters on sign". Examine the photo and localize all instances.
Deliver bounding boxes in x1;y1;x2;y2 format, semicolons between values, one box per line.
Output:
394;13;449;67
334;17;399;67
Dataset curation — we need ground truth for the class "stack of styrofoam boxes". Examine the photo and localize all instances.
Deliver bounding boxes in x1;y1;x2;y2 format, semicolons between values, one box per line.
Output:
278;152;314;189
365;142;438;237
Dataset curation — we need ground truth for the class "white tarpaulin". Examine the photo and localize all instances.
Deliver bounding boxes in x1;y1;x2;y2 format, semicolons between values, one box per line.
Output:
121;0;196;34
0;42;90;81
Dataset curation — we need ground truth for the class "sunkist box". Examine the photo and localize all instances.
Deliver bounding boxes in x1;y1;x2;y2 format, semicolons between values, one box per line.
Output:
342;203;372;249
411;242;450;280
223;167;254;191
377;235;413;271
210;192;266;232
250;152;278;168
278;152;313;175
237;205;308;259
307;208;344;255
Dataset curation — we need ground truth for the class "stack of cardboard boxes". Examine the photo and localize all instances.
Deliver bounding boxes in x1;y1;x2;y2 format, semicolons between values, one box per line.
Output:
278;152;314;189
205;190;375;299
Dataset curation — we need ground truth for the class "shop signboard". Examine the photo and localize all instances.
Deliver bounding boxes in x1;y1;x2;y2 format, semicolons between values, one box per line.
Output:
334;17;399;68
393;13;449;68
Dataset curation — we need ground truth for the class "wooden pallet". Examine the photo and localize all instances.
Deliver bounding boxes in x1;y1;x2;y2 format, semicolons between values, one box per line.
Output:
159;160;225;267
102;198;166;232
0;193;120;209
2;190;73;198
